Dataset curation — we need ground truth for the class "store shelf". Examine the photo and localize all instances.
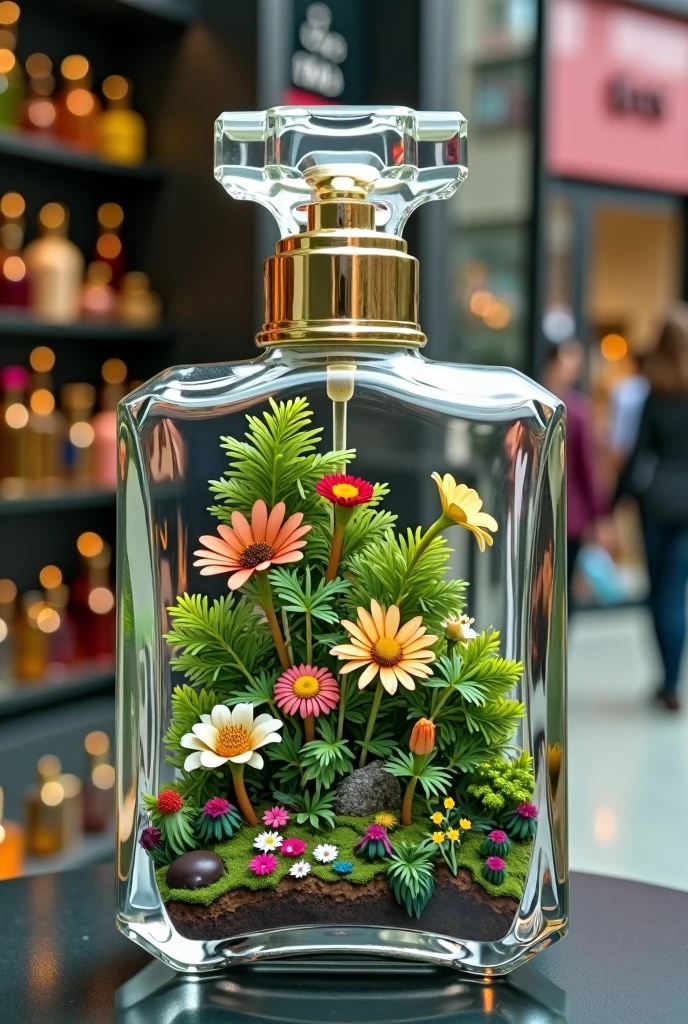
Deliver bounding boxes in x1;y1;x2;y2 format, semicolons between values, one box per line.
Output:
0;665;114;719
58;0;196;26
0;130;165;181
0;487;115;516
23;830;114;877
0;311;174;345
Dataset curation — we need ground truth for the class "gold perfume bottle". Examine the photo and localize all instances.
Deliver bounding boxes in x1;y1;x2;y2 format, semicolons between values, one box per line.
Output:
24;755;64;855
24;203;84;323
97;75;146;165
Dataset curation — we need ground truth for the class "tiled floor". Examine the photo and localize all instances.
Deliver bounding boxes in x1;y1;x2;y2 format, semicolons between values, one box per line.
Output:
569;607;688;891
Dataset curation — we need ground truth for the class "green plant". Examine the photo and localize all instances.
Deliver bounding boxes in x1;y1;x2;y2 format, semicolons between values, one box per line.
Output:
273;787;336;830
386;841;436;918
142;791;198;857
196;800;244;844
465;753;535;816
384;751;452;801
300;718;354;789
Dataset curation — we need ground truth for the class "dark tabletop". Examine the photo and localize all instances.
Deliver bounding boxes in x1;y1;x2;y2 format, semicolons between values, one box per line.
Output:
1;865;686;1024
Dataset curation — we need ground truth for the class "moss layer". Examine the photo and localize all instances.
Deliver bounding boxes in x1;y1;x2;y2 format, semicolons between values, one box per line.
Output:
156;808;533;908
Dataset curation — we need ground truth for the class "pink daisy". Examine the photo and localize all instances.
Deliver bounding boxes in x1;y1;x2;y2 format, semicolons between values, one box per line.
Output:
263;805;289;828
274;664;340;719
249;852;277;876
281;838;306;857
193;499;311;591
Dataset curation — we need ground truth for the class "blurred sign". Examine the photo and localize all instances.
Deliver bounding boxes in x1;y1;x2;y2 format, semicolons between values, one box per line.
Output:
547;0;688;191
283;1;365;105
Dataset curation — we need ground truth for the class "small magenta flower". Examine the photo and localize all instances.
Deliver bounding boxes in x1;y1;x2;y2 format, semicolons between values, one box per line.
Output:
483;854;507;885
516;802;537;819
503;801;538;841
263;805;289;828
489;829;508;842
139;825;161;850
249;852;277;876
282;837;306;857
354;824;393;860
204;797;231;818
486;855;506;871
333;861;353;875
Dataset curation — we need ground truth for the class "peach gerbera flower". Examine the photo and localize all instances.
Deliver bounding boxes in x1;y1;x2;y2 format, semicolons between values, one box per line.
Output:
330;599;437;695
193;499;311;590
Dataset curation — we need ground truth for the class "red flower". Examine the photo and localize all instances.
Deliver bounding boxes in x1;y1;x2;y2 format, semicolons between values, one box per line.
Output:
281;837;306;857
315;474;374;507
157;790;183;814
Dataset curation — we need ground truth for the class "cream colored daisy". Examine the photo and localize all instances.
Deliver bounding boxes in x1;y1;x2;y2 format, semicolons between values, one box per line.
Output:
330;599;437;696
431;473;498;551
180;703;283;772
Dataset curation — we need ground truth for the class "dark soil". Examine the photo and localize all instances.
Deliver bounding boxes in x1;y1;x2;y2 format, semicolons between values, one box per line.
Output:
166;866;518;943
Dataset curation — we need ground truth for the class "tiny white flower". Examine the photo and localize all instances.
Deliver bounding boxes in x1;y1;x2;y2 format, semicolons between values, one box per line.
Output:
313;843;338;863
253;830;283;852
289;860;311;879
443;613;478;643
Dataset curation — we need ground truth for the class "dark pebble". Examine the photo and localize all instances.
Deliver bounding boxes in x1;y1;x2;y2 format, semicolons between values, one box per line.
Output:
167;850;225;889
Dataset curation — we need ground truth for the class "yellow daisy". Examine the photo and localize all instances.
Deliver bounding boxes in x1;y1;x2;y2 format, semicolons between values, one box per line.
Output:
459;817;472;830
431;831;446;844
330;599;437;696
430;811;444;825
443;797;455;810
431;473;498;551
447;828;460;842
375;812;397;829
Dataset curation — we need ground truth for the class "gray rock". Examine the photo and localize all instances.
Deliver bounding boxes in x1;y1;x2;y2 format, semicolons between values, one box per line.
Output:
333;760;401;817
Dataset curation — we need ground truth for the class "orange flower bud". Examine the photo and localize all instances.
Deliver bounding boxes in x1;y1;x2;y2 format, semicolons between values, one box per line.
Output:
409;718;435;756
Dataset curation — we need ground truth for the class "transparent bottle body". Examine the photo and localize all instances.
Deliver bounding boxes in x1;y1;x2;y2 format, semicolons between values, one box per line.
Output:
116;343;567;975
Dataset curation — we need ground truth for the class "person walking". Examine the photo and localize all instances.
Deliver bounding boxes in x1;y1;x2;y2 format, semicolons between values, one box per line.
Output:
542;339;605;600
622;305;688;711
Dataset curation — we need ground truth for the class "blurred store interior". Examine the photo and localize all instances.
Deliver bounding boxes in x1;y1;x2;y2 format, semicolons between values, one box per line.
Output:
0;0;687;895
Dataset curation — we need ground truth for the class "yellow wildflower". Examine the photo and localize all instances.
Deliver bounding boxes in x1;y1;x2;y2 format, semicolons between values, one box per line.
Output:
375;812;397;829
447;828;460;842
430;811;444;825
459;817;472;830
431;473;498;551
443;797;455;810
431;831;446;844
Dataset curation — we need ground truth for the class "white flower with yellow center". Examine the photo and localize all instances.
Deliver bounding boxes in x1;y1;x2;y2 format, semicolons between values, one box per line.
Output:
180;703;283;772
313;843;338;863
253;830;284;852
443;613;478;643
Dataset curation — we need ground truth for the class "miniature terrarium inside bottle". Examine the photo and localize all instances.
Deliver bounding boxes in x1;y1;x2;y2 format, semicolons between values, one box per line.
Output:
116;106;568;974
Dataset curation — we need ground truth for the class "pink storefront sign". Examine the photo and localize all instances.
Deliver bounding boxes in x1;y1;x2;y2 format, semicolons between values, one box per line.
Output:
547;0;688;192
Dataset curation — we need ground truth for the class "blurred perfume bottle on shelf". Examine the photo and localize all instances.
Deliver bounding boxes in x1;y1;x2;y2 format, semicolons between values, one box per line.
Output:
58;772;83;849
92;357;126;489
70;533;115;660
0;785;24;880
0;578;16;687
0;190;28;307
39;564;76;669
98;74;145;165
13;590;48;681
26;345;65;487
118;271;161;327
24;754;64;856
56;54;100;150
95;202;124;285
24;202;84;322
0;364;29;491
82;731;115;832
80;260;116;322
0;2;23;129
61;381;96;482
19;52;57;135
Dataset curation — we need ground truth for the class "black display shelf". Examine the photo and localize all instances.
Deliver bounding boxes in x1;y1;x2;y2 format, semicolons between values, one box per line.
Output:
0;665;114;719
0;487;115;516
58;0;196;26
0;312;175;345
0;130;166;181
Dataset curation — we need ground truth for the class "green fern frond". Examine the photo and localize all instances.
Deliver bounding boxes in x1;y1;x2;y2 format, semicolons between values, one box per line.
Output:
163;684;221;767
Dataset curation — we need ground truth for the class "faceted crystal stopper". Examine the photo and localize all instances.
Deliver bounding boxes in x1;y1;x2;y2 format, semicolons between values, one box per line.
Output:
214;106;467;238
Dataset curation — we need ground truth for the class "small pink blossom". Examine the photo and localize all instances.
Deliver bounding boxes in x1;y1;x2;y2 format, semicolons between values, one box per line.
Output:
488;829;508;843
203;797;231;818
281;837;306;857
263;805;289;828
486;856;506;871
516;802;537;819
249;853;277;876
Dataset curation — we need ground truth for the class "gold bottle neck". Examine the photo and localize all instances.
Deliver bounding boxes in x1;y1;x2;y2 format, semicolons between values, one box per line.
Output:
256;168;424;349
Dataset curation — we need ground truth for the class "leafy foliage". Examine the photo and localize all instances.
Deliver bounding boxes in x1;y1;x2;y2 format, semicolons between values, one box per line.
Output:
267;727;304;789
386;841;436;918
142;793;198;856
163;684;221;770
272;787;337;830
346;527;466;630
269;567;350;625
164;593;273;692
466;753;535;815
384;752;452;799
207;396;352;520
301;718;354;789
340;483;397;561
196;803;244;844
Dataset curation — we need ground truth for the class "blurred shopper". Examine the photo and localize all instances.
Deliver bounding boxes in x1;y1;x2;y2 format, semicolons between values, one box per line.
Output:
542;340;605;600
608;356;650;477
620;306;688;711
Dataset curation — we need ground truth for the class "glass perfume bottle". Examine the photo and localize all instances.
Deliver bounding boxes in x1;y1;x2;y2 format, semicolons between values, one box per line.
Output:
117;106;567;976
